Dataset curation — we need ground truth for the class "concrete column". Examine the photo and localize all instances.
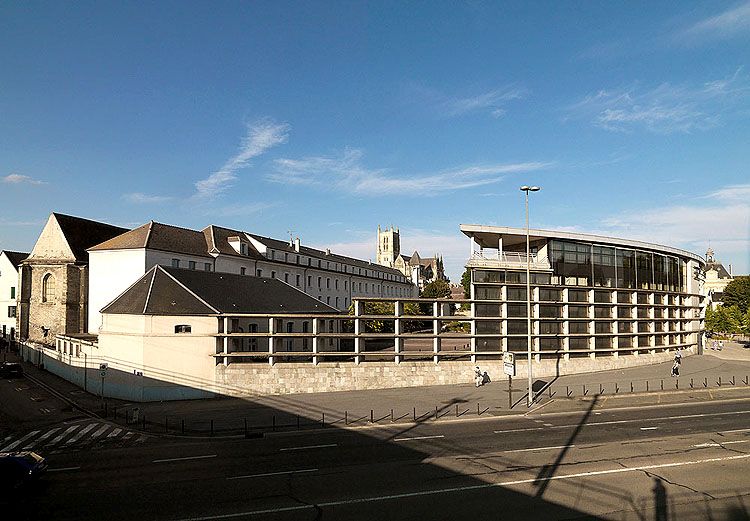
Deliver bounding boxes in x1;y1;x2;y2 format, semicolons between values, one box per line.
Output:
312;318;319;365
223;317;229;367
470;277;477;363
433;301;440;364
394;301;402;364
268;317;275;366
354;300;362;365
561;293;570;361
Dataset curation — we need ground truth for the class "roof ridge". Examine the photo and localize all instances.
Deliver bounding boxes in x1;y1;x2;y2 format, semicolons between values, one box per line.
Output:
143;266;158;314
160;266;219;313
144;221;154;249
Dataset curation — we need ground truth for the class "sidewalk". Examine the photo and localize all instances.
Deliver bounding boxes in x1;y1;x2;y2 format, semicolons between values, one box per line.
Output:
11;344;750;437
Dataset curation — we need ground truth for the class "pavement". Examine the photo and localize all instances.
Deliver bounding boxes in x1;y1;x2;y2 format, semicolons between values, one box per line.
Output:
4;341;750;437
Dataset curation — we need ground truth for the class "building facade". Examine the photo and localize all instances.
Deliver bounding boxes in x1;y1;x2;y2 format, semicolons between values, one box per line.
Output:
0;250;28;340
376;225;446;289
703;248;734;308
88;221;415;334
18;213;127;346
461;225;705;360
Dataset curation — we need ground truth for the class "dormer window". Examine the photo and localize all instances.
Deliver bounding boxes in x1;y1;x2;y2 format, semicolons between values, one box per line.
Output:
241;243;247;255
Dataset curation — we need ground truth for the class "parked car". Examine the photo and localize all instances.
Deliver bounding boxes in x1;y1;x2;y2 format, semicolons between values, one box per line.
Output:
0;452;48;491
0;362;23;378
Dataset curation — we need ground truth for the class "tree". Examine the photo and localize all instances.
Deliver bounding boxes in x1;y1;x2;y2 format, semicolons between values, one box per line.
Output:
722;275;750;314
726;305;743;334
705;306;717;335
420;279;451;299
460;268;471;299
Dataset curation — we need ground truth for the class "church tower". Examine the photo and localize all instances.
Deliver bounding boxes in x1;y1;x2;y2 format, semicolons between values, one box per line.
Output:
376;225;400;267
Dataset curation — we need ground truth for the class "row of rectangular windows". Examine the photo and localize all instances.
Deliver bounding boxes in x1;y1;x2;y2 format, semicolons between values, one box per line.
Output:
266;249;407;283
474;286;697;305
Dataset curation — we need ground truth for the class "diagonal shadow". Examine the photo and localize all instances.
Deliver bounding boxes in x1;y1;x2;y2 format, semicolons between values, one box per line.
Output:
533;393;599;498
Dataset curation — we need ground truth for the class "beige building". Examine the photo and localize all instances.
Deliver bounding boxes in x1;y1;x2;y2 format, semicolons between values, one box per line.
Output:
18;213;127;346
376;225;446;289
703;248;734;308
0;250;28;340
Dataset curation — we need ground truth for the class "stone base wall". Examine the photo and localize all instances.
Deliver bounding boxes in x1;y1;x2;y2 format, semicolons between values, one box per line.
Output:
215;348;691;396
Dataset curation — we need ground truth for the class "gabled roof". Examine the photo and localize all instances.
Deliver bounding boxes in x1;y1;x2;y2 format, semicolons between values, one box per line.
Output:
1;250;29;267
102;265;336;316
203;225;264;260
705;261;732;279
90;221;212;258
53;213;128;261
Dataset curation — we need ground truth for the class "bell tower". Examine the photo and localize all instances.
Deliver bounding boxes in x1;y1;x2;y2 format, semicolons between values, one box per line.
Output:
377;225;400;267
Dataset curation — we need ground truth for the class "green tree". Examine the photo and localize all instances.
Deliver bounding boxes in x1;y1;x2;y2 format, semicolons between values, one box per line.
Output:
722;275;750;314
420;279;451;298
712;306;732;333
705;306;717;335
460;268;471;299
742;308;750;335
726;305;743;334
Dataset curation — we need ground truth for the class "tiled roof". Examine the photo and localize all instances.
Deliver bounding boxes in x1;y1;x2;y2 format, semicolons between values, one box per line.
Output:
53;213;128;262
705;261;732;279
90;221;212;258
2;250;29;267
102;265;336;316
203;225;264;260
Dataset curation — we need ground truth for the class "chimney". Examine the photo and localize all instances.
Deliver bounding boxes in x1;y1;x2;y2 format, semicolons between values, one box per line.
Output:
729;264;732;277
325;248;331;256
294;237;300;252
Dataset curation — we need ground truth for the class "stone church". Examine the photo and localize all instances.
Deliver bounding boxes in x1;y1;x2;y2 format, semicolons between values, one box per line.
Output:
18;213;127;346
376;225;445;289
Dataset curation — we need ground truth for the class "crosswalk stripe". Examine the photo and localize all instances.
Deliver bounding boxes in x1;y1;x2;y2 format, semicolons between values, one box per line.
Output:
65;423;98;445
90;424;111;439
122;431;134;441
107;428;122;438
0;430;40;452
23;427;61;449
136;434;148;443
48;425;80;446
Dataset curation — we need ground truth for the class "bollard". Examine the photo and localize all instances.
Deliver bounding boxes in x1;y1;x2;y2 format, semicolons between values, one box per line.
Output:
345;411;348;425
690;378;694;389
371;410;374;423
676;379;679;390
704;377;708;388
745;376;749;386
391;409;394;422
210;420;214;436
731;376;735;386
583;384;587;396
646;381;649;392
630;382;633;393
566;385;570;397
600;384;604;394
718;376;722;387
456;404;459;416
413;407;416;422
477;403;481;415
435;406;438;420
548;386;552;398
660;379;664;391
615;383;619;394
321;413;325;428
181;419;185;434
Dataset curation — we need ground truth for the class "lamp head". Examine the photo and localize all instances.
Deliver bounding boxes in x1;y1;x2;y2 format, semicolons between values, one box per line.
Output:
519;185;530;191
529;186;541;192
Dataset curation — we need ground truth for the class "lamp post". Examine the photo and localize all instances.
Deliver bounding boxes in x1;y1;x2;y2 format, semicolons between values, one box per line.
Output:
520;185;540;407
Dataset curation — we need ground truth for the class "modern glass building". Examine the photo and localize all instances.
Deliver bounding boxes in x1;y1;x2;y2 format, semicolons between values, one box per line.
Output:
461;225;706;361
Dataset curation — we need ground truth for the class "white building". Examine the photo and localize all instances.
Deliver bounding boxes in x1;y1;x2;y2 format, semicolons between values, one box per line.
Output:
87;221;415;334
0;251;28;340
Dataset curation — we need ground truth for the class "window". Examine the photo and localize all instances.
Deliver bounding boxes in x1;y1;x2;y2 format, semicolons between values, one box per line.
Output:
327;296;331;305
506;304;527;317
335;279;339;290
335;297;339;308
617;307;632;319
247;323;258;350
42;273;55;302
595;322;612;334
257;269;263;277
271;271;276;279
594;290;611;303
171;258;180;268
7;306;16;318
344;280;348;290
506;287;526;301
539;321;560;334
205;263;211;271
539;289;561;302
318;276;322;288
568;321;588;334
10;287;15;299
618;322;633;333
174;325;191;334
539;305;561;318
326;278;330;289
307;276;312;286
568;305;588;318
188;261;196;270
296;274;300;287
284;273;289;283
568;290;588;302
240;267;246;275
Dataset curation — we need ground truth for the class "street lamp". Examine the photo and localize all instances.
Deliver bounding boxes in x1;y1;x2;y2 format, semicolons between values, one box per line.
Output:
520;185;541;407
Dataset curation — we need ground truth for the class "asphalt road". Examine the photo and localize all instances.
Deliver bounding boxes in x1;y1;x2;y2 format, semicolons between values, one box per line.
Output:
5;397;750;520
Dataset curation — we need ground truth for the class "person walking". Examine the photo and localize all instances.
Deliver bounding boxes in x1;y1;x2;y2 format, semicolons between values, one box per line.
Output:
474;366;483;387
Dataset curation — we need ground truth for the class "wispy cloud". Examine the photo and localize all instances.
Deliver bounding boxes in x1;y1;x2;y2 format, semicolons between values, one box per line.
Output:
679;2;750;41
406;83;527;119
269;149;553;196
212;202;277;217
705;183;750;202
123;192;173;204
194;119;290;199
2;173;45;185
567;68;749;133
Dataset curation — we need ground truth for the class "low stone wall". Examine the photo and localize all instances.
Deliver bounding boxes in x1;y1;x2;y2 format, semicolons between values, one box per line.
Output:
215;349;691;396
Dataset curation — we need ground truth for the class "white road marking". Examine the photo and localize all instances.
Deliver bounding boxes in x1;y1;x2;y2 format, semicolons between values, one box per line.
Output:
172;453;750;521
694;440;750;448
153;454;218;464
279;443;337;452
227;468;318;480
394;435;445;442
47;466;80;472
90;424;110;439
0;430;40;452
503;444;574;454
719;428;750;434
640;427;658;431
107;428;122;438
23;427;60;449
65;423;98;444
47;425;79;446
136;434;148;443
493;409;750;434
122;431;134;441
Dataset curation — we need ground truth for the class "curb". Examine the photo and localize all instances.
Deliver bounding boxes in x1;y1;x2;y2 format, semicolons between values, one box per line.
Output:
23;372;101;420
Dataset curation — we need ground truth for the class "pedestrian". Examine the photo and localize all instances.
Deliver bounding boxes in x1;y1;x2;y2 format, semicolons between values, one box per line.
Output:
474;366;483;387
671;360;680;377
718;340;724;351
674;348;682;365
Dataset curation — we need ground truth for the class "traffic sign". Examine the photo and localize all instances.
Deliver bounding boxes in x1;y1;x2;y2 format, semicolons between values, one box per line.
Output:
99;363;108;378
503;352;516;377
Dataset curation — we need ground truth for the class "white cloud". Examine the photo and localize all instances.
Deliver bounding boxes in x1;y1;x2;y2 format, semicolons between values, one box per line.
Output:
123;192;173;204
704;183;750;202
194;120;290;199
2;173;45;185
213;202;276;217
406;83;527;119
680;2;750;40
270;149;553;196
568;69;749;133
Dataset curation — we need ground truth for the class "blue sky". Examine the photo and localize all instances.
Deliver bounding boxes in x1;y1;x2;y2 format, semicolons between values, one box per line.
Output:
1;1;749;280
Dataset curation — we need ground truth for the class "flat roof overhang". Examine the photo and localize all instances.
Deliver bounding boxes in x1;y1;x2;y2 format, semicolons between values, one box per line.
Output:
460;224;705;265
